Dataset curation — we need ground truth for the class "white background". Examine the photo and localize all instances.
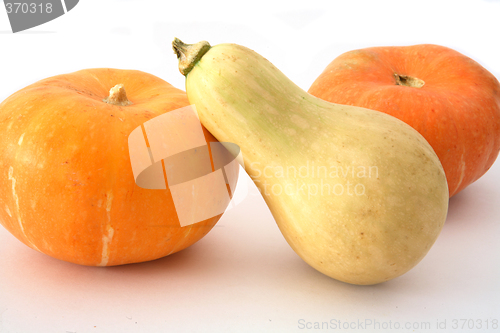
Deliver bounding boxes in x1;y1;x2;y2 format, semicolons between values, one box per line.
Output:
0;0;499;332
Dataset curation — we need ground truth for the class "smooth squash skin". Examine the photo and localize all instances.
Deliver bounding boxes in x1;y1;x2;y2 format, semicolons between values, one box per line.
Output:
0;68;238;266
174;39;449;285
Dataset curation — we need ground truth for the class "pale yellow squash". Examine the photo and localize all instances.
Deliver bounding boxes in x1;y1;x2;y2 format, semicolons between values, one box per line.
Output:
173;39;449;285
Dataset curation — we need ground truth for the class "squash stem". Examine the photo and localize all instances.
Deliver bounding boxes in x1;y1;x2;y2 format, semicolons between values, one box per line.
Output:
103;84;132;106
394;74;425;88
173;38;211;76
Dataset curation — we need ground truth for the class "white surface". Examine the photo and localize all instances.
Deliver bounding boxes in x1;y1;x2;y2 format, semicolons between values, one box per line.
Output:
0;1;499;332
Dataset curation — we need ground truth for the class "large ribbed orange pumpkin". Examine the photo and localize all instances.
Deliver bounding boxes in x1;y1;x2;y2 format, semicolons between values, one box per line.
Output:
309;44;500;197
0;68;238;266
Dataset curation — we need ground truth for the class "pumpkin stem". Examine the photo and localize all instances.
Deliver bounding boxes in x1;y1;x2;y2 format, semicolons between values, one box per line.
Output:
394;74;425;88
103;84;132;106
172;38;211;76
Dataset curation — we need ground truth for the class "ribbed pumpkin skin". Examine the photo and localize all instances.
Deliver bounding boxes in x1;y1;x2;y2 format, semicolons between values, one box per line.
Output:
0;68;235;266
309;44;500;197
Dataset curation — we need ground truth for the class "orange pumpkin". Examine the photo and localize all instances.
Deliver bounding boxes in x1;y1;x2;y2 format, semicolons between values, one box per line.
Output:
0;68;238;266
309;44;500;197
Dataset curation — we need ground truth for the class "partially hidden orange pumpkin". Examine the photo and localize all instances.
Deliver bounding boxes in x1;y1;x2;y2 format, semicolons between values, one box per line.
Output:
309;44;500;197
0;68;238;266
